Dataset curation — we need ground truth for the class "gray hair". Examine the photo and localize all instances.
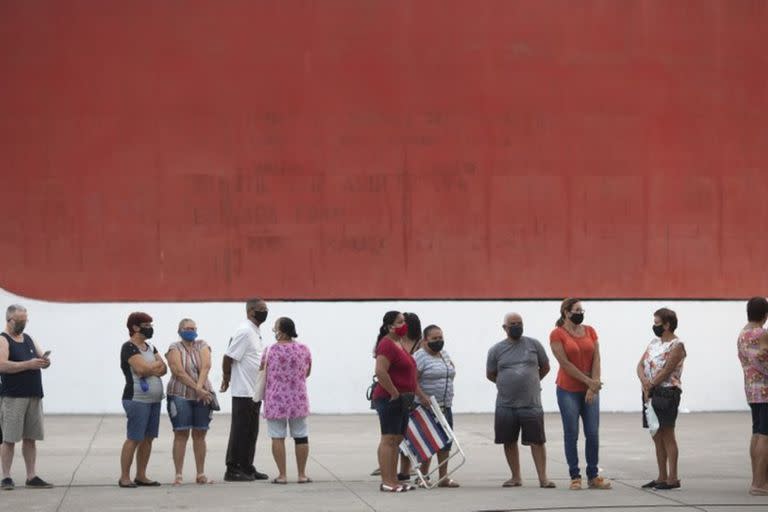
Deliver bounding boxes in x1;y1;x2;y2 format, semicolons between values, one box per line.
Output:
177;318;195;330
6;304;27;322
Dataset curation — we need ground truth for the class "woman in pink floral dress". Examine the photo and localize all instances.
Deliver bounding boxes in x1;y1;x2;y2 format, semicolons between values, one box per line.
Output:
262;317;312;484
636;308;686;490
737;297;768;496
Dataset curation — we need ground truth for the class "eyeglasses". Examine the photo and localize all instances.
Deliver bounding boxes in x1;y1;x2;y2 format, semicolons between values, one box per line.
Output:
570;309;585;314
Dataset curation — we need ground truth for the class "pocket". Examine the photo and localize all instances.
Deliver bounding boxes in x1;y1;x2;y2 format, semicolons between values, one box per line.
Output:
168;399;178;418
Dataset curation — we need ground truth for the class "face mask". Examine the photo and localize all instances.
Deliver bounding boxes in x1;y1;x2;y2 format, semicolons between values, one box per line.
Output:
180;331;197;342
11;320;26;335
569;313;584;325
508;325;523;339
427;339;444;352
652;324;665;337
394;323;408;337
252;310;268;324
139;326;154;339
274;332;281;341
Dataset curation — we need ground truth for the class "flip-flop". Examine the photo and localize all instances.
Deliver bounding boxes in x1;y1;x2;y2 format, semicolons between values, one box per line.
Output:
196;475;213;485
298;478;313;484
749;487;768;496
271;478;288;485
380;483;407;492
438;479;460;488
502;479;522;487
539;481;556;488
641;480;658;488
118;480;137;488
133;479;161;487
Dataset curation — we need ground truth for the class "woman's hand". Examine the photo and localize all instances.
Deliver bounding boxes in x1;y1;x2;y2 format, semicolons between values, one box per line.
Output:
389;391;400;402
641;378;652;400
195;386;213;404
417;391;431;405
587;378;603;393
585;388;596;404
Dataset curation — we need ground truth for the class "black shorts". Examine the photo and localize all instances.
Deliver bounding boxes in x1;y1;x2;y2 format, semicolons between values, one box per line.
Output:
494;407;545;446
642;387;681;429
374;398;409;436
750;402;768;435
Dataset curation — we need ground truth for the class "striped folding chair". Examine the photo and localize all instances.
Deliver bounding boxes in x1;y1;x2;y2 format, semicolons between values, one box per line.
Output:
399;396;466;489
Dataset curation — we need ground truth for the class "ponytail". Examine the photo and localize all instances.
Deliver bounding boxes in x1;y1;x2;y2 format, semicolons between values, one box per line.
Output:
374;310;401;354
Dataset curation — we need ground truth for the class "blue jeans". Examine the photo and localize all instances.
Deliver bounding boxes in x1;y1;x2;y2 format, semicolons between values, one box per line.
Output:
556;386;600;480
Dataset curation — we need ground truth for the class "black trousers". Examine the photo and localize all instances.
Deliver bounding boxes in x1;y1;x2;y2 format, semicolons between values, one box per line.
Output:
225;397;261;473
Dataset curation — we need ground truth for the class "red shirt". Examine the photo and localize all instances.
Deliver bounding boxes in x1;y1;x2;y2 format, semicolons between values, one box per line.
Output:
372;337;417;400
550;325;598;392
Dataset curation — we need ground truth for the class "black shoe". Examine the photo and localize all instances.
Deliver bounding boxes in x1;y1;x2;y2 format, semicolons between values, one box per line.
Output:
224;470;255;482
654;481;681;490
397;472;411;482
641;480;658;488
1;477;14;490
250;470;269;481
25;476;53;489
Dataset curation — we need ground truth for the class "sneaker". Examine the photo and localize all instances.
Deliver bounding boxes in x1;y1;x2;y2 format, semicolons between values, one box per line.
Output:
25;477;53;489
588;476;612;489
1;478;14;490
397;472;411;482
569;478;582;490
224;470;255;482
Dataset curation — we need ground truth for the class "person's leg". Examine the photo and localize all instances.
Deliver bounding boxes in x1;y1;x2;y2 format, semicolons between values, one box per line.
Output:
530;444;549;484
653;431;668;483
271;438;287;481
378;434;401;488
503;443;522;483
172;430;190;483
191;430;208;481
399;453;411;479
225;397;246;473
751;434;759;488
290;418;310;481
21;439;36;480
582;391;600;481
119;439;139;484
135;438;154;482
436;450;449;479
1;442;15;479
246;400;261;475
659;426;679;483
754;433;768;490
556;387;582;480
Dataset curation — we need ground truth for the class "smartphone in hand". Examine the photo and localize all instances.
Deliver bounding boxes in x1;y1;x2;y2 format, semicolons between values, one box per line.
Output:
42;350;51;359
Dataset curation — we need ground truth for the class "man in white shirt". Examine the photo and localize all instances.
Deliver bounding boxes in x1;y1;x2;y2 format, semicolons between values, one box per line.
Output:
221;298;269;482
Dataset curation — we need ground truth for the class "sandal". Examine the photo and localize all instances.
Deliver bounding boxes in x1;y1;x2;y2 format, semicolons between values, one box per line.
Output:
569;478;583;490
173;474;183;486
539;481;556;488
502;479;522;487
196;474;213;485
588;476;612;490
380;483;407;492
749;486;768;496
271;478;288;485
298;477;313;484
118;479;137;488
438;479;460;488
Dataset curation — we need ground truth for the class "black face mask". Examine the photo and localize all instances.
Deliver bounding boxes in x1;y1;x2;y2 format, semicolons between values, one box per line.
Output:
569;313;584;325
652;324;665;337
252;310;268;324
139;326;154;339
427;339;444;352
12;321;26;335
507;326;523;339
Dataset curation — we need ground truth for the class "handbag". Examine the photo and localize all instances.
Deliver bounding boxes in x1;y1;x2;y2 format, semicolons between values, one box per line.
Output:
252;346;270;403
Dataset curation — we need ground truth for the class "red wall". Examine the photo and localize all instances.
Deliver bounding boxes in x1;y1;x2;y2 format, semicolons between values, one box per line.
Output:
1;1;767;301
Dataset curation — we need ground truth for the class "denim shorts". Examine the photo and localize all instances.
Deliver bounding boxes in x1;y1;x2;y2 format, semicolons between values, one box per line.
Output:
167;395;212;431
122;400;161;441
373;398;409;436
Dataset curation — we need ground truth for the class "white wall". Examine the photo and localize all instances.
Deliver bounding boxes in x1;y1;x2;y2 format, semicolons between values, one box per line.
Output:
0;287;750;414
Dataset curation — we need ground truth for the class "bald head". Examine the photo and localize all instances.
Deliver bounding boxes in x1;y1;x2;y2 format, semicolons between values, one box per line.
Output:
503;312;524;340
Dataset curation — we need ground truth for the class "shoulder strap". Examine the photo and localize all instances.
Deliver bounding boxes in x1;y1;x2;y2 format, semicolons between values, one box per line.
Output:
0;332;11;343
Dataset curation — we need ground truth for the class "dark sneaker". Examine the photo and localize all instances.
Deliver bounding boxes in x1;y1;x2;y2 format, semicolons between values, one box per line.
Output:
224;470;255;482
25;477;53;489
1;477;14;490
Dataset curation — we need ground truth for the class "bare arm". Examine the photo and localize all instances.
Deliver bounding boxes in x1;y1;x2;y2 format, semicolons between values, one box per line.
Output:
0;338;46;374
550;340;599;391
539;361;550;380
167;349;200;390
197;346;212;389
128;353;161;378
32;339;51;369
649;344;686;388
375;355;400;400
151;351;167;377
220;355;233;392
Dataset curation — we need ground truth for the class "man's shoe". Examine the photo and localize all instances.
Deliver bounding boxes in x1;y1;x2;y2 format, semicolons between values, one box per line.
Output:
224;470;255;482
25;477;53;489
1;477;14;490
250;470;269;481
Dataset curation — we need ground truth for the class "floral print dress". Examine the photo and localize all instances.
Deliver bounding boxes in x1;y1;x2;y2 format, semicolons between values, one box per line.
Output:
737;327;768;403
263;342;312;420
642;337;685;388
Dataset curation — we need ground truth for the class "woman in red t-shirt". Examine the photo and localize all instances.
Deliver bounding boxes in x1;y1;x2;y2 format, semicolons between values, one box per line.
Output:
550;298;612;490
372;310;428;492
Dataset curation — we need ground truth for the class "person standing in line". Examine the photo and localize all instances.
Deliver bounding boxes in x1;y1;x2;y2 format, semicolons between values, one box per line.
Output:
166;318;215;485
737;297;768;496
550;298;612;490
637;308;686;490
118;312;167;488
0;304;53;490
487;312;555;489
263;317;312;484
414;324;460;488
220;298;269;482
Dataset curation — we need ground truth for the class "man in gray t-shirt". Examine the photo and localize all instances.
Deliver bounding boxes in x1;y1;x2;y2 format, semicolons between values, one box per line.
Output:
486;313;554;488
